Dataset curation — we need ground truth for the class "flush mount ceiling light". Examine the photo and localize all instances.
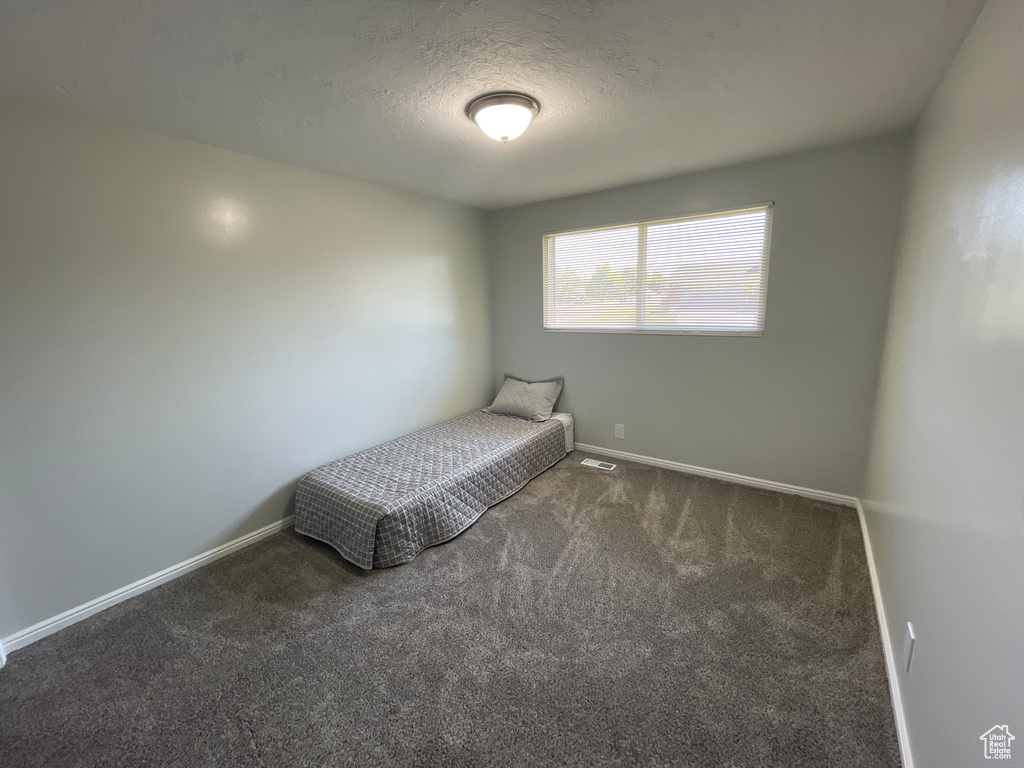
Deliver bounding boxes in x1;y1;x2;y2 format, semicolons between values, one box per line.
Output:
466;92;540;143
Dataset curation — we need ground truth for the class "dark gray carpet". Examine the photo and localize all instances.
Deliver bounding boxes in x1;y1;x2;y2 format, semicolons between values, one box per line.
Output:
0;452;901;767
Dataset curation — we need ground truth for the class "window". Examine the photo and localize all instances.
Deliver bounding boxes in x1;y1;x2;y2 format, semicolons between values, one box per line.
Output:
542;204;773;335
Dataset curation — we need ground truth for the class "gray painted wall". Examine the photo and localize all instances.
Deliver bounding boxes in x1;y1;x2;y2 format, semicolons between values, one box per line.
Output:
0;100;491;640
862;0;1024;764
488;134;911;496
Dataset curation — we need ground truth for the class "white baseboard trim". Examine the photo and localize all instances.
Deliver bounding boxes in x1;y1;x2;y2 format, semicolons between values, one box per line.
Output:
0;639;6;668
0;516;294;657
573;443;858;507
856;500;914;768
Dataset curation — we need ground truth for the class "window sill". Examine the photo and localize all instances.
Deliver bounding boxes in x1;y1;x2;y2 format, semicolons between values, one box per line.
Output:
542;327;765;337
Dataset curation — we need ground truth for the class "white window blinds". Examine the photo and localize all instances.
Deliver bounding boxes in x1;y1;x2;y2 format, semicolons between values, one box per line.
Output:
543;204;773;335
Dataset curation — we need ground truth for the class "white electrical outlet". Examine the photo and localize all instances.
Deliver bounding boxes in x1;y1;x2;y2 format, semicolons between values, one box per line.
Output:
614;423;625;439
903;621;916;673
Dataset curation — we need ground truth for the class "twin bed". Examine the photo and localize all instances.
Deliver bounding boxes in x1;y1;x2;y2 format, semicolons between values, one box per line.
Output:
294;409;574;569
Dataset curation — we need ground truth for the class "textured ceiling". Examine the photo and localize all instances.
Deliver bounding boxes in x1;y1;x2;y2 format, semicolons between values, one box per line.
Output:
0;0;985;209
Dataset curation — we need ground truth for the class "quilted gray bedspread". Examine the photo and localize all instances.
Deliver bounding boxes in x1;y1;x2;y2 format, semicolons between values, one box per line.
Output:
294;410;568;569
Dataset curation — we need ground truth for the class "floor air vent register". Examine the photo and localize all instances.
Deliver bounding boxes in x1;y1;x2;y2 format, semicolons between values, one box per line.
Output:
581;458;617;471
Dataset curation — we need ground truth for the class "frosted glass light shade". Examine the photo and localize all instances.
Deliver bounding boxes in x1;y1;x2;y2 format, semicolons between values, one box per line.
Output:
467;93;540;143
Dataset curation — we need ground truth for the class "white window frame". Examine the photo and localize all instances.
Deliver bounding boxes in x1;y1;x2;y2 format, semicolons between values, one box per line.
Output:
542;203;774;337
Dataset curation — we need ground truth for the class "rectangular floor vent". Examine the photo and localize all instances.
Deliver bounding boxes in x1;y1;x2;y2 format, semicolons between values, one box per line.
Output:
581;458;617;471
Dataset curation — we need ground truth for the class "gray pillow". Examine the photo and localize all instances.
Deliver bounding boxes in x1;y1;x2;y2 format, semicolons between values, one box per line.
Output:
484;374;564;421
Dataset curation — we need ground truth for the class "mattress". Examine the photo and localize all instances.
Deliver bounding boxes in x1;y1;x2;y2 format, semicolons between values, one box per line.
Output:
294;410;570;569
